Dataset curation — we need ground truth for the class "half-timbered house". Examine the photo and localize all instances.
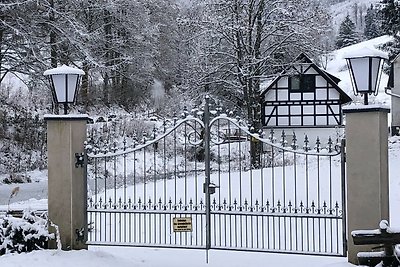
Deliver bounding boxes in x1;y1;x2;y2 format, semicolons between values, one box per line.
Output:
261;53;352;142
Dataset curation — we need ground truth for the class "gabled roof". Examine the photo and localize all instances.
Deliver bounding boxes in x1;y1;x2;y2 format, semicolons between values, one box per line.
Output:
261;53;352;104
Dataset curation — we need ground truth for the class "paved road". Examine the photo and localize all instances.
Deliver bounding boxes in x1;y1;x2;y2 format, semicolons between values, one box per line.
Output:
0;181;47;205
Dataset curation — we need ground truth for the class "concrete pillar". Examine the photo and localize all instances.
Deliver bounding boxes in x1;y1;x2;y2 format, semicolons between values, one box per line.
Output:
392;54;400;135
44;115;88;250
343;106;389;264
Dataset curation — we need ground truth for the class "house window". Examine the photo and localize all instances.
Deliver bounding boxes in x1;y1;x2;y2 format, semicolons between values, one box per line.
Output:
289;75;315;92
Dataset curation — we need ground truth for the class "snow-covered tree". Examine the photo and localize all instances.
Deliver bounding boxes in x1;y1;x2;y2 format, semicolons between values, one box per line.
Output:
379;0;400;60
197;0;332;127
336;15;359;49
364;4;383;40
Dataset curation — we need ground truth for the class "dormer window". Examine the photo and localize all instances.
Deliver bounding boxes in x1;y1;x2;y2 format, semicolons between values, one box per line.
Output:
289;74;315;92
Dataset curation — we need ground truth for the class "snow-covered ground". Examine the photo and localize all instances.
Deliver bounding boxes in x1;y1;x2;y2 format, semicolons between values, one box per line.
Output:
1;137;399;267
0;246;354;267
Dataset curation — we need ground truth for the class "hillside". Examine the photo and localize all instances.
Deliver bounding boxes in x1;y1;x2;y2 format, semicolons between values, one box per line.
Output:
330;0;381;31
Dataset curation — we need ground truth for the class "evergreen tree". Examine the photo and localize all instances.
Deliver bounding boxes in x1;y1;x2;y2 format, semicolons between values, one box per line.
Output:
380;0;400;35
364;4;382;40
379;0;400;60
336;15;359;48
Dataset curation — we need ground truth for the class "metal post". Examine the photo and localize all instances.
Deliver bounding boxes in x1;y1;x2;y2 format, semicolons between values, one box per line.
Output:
341;138;347;256
204;96;211;253
364;93;368;105
64;74;68;115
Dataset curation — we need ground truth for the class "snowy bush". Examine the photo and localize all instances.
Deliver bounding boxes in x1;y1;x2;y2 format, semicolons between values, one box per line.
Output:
0;211;54;255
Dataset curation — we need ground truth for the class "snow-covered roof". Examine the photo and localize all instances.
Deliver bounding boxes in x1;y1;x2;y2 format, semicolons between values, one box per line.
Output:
343;47;388;60
43;65;85;75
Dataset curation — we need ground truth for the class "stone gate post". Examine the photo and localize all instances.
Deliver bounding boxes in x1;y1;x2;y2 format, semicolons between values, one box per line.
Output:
343;106;389;264
391;54;400;135
45;114;88;250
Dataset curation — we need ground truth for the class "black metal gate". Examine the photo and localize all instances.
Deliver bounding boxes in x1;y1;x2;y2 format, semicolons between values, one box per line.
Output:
86;97;346;256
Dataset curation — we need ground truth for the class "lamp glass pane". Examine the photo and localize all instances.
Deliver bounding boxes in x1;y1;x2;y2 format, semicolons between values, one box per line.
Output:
51;74;67;103
67;74;79;102
370;57;381;93
349;57;370;93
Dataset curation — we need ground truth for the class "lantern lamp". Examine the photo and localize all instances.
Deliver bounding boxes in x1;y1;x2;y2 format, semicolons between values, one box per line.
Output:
344;47;388;105
44;65;85;114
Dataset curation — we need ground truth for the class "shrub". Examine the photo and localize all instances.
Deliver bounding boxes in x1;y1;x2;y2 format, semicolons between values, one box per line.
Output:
2;174;32;184
0;211;53;255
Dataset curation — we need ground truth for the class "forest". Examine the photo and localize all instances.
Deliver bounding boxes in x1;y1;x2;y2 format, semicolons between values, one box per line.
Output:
0;0;393;175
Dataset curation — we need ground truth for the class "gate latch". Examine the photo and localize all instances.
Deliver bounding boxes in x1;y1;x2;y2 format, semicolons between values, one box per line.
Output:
75;153;85;168
203;183;220;195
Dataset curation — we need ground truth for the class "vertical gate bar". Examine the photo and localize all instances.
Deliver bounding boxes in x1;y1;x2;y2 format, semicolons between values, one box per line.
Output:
329;153;333;253
123;142;127;206
169;212;172;245
194;121;198;210
228;121;232;248
109;211;111;242
99;210;102;242
184;122;188;246
113;154;117;243
104;156;107;209
149;212;152;244
204;96;211;250
224;213;227;247
153;130;157;244
305;154;309;252
123;144;127;243
271;145;275;249
133;144;137;204
250;136;254;250
113;153;117;207
282;149;286;251
174;118;177;206
271;145;275;207
104;157;107;242
217;117;222;247
184;122;187;207
317;154;321;252
94;158;98;243
143;144;147;243
154;130;157;208
293;152;298;251
133;145;137;243
228;122;232;206
261;150;265;250
94;157;98;206
239;130;242;207
282;149;286;212
213;208;216;246
163;122;167;245
341;138;347;255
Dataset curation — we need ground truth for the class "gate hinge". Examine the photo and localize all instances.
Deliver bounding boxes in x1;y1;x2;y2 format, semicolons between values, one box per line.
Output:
75;153;85;168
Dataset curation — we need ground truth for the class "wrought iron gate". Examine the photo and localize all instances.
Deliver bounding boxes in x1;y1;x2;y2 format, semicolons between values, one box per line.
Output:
86;97;346;256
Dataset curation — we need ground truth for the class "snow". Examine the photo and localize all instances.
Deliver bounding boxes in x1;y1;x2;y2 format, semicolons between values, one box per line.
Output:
342;46;389;59
326;35;393;106
0;246;354;267
2;35;400;267
342;104;390;111
43;65;85;75
43;114;89;120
